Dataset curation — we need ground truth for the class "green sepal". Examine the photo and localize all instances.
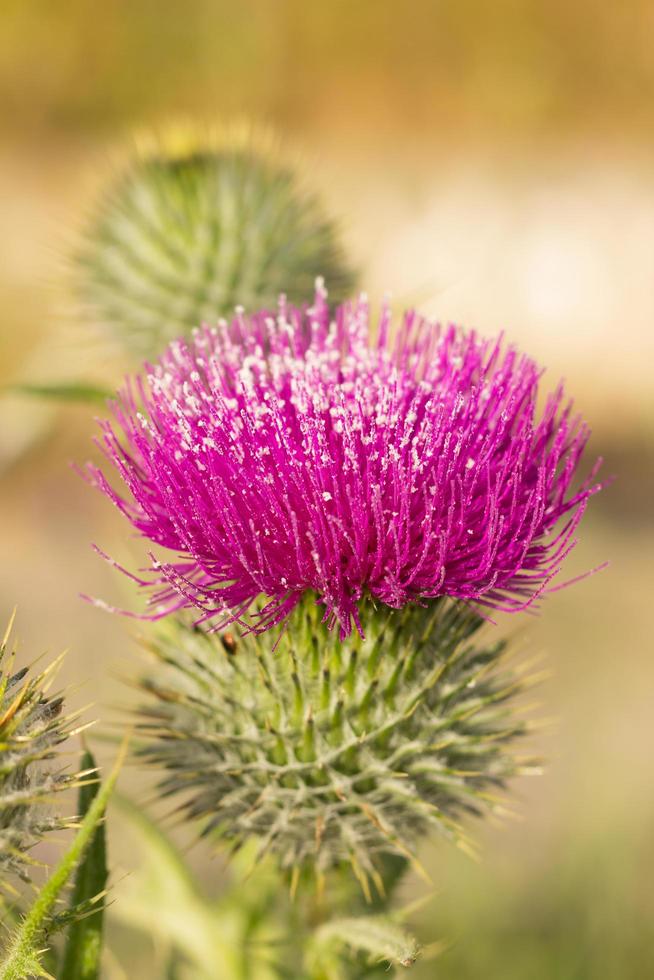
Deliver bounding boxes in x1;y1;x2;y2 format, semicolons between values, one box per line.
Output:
136;596;534;895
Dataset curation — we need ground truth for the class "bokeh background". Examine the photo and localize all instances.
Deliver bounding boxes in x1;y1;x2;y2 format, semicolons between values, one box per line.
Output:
1;2;653;977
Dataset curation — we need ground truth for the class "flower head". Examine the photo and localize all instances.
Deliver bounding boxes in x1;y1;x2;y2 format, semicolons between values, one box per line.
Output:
87;282;601;636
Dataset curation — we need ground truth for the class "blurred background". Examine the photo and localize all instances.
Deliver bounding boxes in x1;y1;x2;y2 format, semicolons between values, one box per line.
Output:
0;2;652;977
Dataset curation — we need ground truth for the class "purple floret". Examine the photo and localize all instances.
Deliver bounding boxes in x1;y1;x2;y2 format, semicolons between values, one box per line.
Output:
85;281;602;637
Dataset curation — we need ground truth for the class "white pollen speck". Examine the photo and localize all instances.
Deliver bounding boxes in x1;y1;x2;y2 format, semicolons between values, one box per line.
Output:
466;457;476;469
322;491;333;502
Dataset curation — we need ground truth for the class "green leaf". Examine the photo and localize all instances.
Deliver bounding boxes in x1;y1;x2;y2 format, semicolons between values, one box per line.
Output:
4;382;112;405
58;748;108;980
0;738;127;980
110;797;283;980
110;794;240;979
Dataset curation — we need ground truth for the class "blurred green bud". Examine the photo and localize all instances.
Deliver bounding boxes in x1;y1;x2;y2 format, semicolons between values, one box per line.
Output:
75;123;356;357
136;596;533;897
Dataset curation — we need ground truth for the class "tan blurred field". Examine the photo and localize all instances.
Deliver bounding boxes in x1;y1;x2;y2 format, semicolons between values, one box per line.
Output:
1;3;653;977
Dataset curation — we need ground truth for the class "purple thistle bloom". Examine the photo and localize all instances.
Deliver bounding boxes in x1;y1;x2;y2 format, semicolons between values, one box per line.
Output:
85;281;602;637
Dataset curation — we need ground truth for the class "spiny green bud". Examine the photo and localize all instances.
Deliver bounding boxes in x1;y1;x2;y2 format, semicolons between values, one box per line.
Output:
136;596;534;896
0;614;81;890
75;123;356;356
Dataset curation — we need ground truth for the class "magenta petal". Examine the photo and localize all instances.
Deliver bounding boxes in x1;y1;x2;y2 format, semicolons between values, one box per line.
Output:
85;281;602;637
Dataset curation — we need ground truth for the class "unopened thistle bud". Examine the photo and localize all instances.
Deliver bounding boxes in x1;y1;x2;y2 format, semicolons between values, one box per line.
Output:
75;127;355;356
0;615;80;889
138;597;529;892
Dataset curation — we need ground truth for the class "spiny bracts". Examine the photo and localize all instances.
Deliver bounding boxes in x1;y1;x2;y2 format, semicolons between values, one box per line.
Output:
86;282;602;637
75;128;355;356
0;615;80;889
136;596;534;894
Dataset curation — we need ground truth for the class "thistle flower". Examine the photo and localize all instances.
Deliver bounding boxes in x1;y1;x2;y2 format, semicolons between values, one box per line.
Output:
75;126;355;356
0;614;80;889
86;282;601;637
137;596;531;890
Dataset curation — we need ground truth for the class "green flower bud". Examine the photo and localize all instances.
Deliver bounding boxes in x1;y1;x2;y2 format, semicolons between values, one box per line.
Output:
136;596;533;895
0;615;80;890
75;124;356;357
